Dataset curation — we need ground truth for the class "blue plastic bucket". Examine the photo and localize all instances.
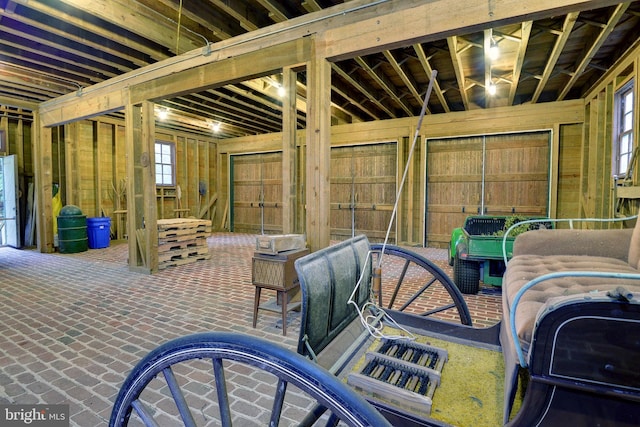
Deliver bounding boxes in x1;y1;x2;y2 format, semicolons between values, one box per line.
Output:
87;217;111;249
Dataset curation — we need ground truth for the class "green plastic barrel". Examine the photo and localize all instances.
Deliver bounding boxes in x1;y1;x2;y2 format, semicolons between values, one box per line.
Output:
57;205;88;253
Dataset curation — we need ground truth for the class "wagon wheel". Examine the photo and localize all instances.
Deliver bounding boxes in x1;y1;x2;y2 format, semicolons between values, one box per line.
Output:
110;332;391;427
370;244;473;326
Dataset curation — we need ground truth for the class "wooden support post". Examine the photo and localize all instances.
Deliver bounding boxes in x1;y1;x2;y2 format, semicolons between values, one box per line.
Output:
64;122;79;207
305;39;332;251
282;66;297;234
125;101;158;273
33;112;55;253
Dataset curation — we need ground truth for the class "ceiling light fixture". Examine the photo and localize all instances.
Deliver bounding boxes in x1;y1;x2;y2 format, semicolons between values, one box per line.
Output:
157;108;169;120
211;122;221;132
488;83;497;96
277;86;286;97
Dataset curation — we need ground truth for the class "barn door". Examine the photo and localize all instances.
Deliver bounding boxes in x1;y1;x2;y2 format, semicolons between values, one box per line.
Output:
425;131;550;247
230;152;283;234
0;155;20;247
330;143;397;242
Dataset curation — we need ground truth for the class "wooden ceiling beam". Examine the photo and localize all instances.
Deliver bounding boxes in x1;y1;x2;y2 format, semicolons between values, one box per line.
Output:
0;80;53;100
0;96;38;110
302;0;322;13
9;0;169;62
255;0;289;23
355;56;412;116
319;0;626;60
447;36;471;110
39;0;628;127
222;84;287;122
1;5;149;68
131;37;310;104
508;21;533;105
149;0;235;42
163;97;278;135
0;23;123;79
240;78;301;114
383;50;426;110
0;38;119;85
208;0;261;32
531;12;578;103
326;89;358;124
557;2;629;100
331;63;391;119
58;0;203;54
0;69;69;97
413;43;450;113
331;84;378;121
180;98;281;135
331;86;376;123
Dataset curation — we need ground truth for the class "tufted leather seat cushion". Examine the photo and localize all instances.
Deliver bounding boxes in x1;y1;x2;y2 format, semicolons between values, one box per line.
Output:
503;254;640;346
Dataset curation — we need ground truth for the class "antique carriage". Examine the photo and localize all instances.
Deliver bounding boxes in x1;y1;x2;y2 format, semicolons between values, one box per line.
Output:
110;224;640;426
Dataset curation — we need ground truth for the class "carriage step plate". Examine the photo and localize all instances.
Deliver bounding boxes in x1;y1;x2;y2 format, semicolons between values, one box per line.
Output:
347;339;448;418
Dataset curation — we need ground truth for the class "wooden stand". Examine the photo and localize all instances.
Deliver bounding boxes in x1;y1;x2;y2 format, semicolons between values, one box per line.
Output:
252;248;309;335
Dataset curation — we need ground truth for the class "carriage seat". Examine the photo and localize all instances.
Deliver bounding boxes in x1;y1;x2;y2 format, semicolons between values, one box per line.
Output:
501;223;640;354
294;235;373;370
499;220;640;423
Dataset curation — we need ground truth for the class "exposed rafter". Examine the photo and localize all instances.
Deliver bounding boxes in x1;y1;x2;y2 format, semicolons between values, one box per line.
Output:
447;36;471;110
413;43;450;113
557;2;630;100
0;0;637;136
355;56;412;116
255;0;289;23
383;50;427;111
508;21;533;105
531;12;579;103
331;63;392;119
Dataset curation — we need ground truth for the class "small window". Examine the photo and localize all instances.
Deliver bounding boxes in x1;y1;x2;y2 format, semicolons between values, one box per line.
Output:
155;141;175;186
613;80;634;178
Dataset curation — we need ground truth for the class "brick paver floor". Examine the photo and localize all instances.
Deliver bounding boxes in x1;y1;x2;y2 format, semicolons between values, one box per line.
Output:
0;233;502;426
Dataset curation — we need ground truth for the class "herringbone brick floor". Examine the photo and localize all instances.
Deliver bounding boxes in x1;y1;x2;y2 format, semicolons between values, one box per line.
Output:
0;233;502;426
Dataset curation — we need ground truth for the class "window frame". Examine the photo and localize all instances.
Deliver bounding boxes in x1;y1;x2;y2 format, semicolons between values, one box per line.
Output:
155;140;176;187
613;79;635;179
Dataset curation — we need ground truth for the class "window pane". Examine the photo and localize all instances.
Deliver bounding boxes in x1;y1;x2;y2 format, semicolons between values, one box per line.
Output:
614;81;635;178
624;112;633;131
619;154;629;175
624;91;633;113
154;141;175;186
622;134;632;152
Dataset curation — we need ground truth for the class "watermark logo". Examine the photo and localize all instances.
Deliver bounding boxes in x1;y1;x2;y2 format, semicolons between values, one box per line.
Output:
0;405;68;426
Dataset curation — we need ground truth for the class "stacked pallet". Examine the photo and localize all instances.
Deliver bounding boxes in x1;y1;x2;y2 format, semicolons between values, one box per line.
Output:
157;218;212;269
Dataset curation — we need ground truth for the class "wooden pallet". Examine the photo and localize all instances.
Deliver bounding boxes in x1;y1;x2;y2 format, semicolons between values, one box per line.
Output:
157;219;212;269
158;218;211;238
159;253;212;269
158;236;207;250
